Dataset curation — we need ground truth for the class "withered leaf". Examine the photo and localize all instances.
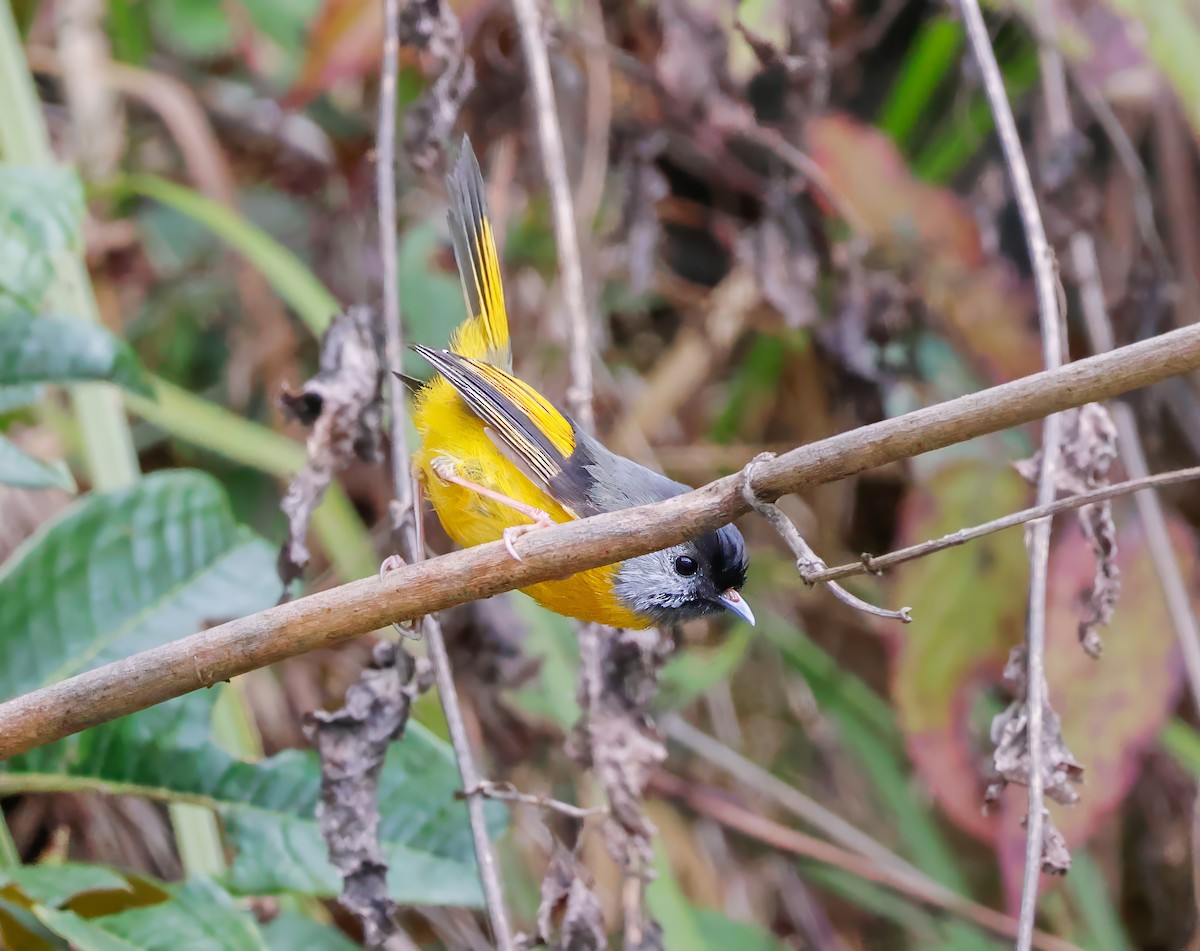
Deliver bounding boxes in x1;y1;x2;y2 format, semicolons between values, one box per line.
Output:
278;304;383;589
736;177;818;329
399;0;475;173
611;133;669;298
568;623;669;944
304;642;428;949
987;646;1084;819
534;845;607;951
1017;402;1120;657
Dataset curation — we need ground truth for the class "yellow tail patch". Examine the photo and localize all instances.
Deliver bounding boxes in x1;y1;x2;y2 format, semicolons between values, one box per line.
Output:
446;137;511;369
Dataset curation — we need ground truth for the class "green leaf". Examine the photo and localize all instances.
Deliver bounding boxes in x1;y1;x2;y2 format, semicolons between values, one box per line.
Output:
54;879;266;951
148;0;235;59
657;624;753;712
0;309;152;395
30;907;141;951
0;469;279;700
3;691;505;908
0;432;74;490
0;166;84;306
261;911;359;951
120;175;339;336
221;721;506;906
647;843;788;951
0;864;130;908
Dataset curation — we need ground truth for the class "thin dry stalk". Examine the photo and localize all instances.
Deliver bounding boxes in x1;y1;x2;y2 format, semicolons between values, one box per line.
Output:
663;716;922;877
959;1;1067;941
1033;0;1200;713
741;455;911;622
510;0;595;431
648;772;1083;951
806;466;1200;584
376;1;512;945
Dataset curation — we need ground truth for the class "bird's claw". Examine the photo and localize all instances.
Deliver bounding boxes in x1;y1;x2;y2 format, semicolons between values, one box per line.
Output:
379;553;406;579
502;513;552;561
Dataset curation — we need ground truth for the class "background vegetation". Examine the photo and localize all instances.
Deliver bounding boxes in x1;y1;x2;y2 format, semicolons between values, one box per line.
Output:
3;0;1200;947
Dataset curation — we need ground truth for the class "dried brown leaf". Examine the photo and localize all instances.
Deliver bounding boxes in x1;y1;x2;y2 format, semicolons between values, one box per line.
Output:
568;625;670;941
531;845;607;951
399;0;475;173
1017;402;1120;656
278;305;383;588
303;642;431;948
987;646;1084;817
655;0;731;118
736;178;819;328
611;132;669;298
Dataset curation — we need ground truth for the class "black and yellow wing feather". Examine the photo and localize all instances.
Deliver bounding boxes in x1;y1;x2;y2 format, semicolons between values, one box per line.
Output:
411;345;581;506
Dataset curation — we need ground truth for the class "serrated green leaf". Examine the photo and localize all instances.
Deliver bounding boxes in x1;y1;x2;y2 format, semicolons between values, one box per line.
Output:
0;309;152;395
0;469;279;700
0;167;84;306
0;864;130;908
0;433;74;490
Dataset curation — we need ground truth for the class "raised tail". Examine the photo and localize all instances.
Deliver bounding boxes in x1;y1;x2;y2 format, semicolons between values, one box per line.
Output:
446;136;511;369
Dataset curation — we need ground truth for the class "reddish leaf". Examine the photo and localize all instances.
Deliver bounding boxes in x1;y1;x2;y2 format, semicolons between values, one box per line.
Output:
889;461;1192;908
993;508;1190;908
288;0;384;105
805;113;1042;384
888;461;1030;843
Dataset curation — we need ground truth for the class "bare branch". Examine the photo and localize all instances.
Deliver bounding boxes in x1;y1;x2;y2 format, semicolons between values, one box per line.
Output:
959;0;1069;936
463;781;607;821
741;454;912;622
376;1;512;944
4;325;1200;758
806;466;1200;584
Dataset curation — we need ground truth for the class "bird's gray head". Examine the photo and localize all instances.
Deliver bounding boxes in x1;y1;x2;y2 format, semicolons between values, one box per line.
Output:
613;523;753;627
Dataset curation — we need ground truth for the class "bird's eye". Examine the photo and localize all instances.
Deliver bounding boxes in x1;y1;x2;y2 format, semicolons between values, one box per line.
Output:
674;555;698;576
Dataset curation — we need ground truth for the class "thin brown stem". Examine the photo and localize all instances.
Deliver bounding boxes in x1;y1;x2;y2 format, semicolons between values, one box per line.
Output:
375;2;511;945
806;466;1200;584
464;781;607;821
648;772;1083;951
960;2;1066;943
510;0;595;432
742;457;911;622
4;324;1200;758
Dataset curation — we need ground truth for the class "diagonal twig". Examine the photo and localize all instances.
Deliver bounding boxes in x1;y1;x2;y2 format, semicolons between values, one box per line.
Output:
376;1;512;945
805;466;1200;584
741;454;912;622
959;0;1068;943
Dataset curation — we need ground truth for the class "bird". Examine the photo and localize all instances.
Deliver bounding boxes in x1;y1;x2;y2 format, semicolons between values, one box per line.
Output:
405;136;753;631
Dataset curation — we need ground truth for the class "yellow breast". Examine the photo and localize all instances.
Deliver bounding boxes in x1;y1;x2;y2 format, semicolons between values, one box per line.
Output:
412;377;649;629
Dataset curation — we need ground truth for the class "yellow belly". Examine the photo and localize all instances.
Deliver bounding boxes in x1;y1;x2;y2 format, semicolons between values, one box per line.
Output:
413;378;648;629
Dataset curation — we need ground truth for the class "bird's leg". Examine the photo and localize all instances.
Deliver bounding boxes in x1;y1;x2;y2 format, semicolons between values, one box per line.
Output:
431;457;553;561
378;473;431;641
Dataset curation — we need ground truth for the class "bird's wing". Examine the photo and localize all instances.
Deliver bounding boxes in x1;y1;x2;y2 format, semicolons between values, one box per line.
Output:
411;346;587;512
